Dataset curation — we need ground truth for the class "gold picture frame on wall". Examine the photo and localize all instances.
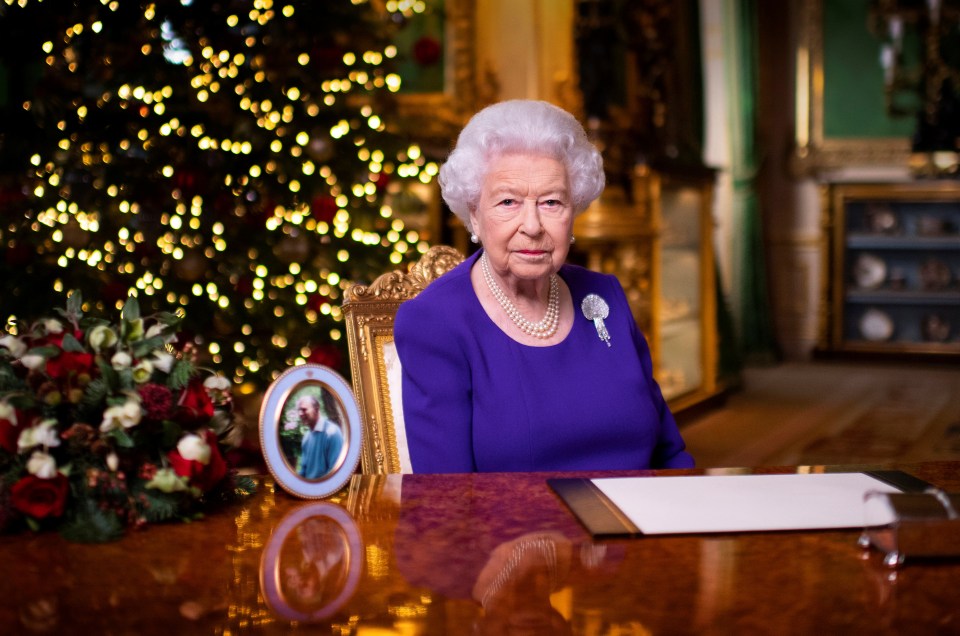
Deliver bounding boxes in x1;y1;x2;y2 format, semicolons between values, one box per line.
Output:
793;0;911;173
378;0;479;141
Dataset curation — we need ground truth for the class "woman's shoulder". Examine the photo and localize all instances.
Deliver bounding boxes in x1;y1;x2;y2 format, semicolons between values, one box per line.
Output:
559;262;623;297
395;252;477;328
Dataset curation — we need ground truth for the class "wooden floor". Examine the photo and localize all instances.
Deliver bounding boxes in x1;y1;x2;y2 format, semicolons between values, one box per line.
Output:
679;360;960;469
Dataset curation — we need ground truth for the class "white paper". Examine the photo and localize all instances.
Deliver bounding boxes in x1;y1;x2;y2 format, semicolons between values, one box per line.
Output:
591;473;901;535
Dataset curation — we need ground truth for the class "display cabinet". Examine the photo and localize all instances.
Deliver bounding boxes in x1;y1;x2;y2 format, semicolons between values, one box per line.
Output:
645;167;719;410
821;182;960;356
573;164;718;412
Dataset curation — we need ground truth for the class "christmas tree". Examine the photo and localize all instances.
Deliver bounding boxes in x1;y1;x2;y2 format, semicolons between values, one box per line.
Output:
0;0;444;391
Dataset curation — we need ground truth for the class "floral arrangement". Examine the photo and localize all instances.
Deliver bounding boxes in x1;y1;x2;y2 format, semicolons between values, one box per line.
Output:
0;292;254;542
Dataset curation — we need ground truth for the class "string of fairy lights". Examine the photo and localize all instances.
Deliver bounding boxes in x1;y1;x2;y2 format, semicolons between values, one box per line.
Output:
3;0;441;389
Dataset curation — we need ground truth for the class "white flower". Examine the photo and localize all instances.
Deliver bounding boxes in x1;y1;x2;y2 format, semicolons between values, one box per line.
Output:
176;433;211;465
151;351;175;374
0;335;27;359
20;354;47;371
106;452;119;472
26;451;58;479
132;359;154;384
87;325;118;353
203;374;231;392
42;319;64;335
146;324;177;344
110;351;132;369
18;419;61;451
146;467;189;493
0;401;17;425
100;400;142;432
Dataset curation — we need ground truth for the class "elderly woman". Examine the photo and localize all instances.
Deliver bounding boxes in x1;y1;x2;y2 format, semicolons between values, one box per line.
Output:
394;100;693;473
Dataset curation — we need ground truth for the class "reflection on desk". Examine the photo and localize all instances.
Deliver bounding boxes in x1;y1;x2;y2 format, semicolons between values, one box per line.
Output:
0;462;958;634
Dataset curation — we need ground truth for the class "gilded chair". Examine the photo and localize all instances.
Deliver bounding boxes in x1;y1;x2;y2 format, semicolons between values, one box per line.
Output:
342;245;464;474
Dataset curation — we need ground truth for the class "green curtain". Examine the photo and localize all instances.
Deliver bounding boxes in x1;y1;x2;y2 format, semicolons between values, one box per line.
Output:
725;0;776;360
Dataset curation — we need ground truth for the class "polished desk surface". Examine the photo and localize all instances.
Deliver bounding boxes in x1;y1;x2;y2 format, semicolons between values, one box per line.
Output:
1;462;959;635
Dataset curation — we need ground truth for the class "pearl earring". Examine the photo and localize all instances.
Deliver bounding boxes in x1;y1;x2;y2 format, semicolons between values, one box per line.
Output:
570;235;576;244
470;233;479;244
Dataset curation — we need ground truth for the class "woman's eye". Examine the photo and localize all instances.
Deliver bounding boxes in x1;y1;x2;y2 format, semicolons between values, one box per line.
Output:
498;198;517;207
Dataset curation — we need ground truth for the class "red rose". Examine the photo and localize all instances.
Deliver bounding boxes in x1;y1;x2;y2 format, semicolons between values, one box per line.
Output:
45;351;95;380
10;474;69;519
167;430;228;492
176;379;214;425
0;409;21;454
0;419;17;454
139;383;174;421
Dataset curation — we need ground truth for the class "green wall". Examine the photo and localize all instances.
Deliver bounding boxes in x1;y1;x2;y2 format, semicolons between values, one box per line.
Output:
822;0;916;139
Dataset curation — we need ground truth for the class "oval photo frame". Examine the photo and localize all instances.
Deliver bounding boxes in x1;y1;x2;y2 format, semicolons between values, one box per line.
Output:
259;364;362;498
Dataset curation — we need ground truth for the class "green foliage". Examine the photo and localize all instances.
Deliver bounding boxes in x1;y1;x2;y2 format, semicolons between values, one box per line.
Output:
139;490;183;524
167;360;194;390
79;377;109;411
60;333;86;353
59;499;125;543
121;296;141;322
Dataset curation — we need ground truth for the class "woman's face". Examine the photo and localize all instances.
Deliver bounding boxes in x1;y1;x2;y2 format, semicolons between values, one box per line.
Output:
470;153;573;287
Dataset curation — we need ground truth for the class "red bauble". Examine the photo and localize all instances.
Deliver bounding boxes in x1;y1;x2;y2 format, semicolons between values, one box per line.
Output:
306;293;330;313
310;195;338;224
5;244;33;267
307;344;342;370
173;170;204;195
312;45;344;72
234;275;253;295
372;172;391;192
101;281;129;307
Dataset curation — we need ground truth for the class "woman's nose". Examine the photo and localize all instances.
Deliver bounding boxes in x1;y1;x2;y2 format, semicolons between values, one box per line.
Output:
519;200;542;234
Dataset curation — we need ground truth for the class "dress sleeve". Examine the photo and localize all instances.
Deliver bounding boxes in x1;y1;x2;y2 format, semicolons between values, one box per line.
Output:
394;294;475;473
613;277;696;469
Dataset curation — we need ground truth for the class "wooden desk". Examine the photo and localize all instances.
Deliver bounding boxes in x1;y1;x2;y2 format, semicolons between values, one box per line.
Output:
1;462;958;634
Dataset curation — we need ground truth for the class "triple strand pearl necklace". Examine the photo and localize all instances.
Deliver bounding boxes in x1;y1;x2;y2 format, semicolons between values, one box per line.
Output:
480;252;560;339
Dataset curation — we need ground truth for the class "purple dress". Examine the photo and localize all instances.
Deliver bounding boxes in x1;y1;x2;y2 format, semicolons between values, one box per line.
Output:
394;250;694;473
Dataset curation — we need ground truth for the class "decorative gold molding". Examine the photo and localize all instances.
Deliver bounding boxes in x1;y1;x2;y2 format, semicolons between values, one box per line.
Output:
792;0;911;175
391;0;479;141
373;333;401;472
345;244;463;303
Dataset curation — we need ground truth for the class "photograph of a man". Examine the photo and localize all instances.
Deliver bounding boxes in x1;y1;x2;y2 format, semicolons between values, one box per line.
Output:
296;392;345;479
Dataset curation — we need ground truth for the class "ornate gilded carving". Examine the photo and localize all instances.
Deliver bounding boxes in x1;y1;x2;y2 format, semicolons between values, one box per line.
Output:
345;245;464;303
374;333;401;473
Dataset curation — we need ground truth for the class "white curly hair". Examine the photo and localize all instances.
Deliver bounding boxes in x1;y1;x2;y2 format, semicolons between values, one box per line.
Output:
438;100;605;232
